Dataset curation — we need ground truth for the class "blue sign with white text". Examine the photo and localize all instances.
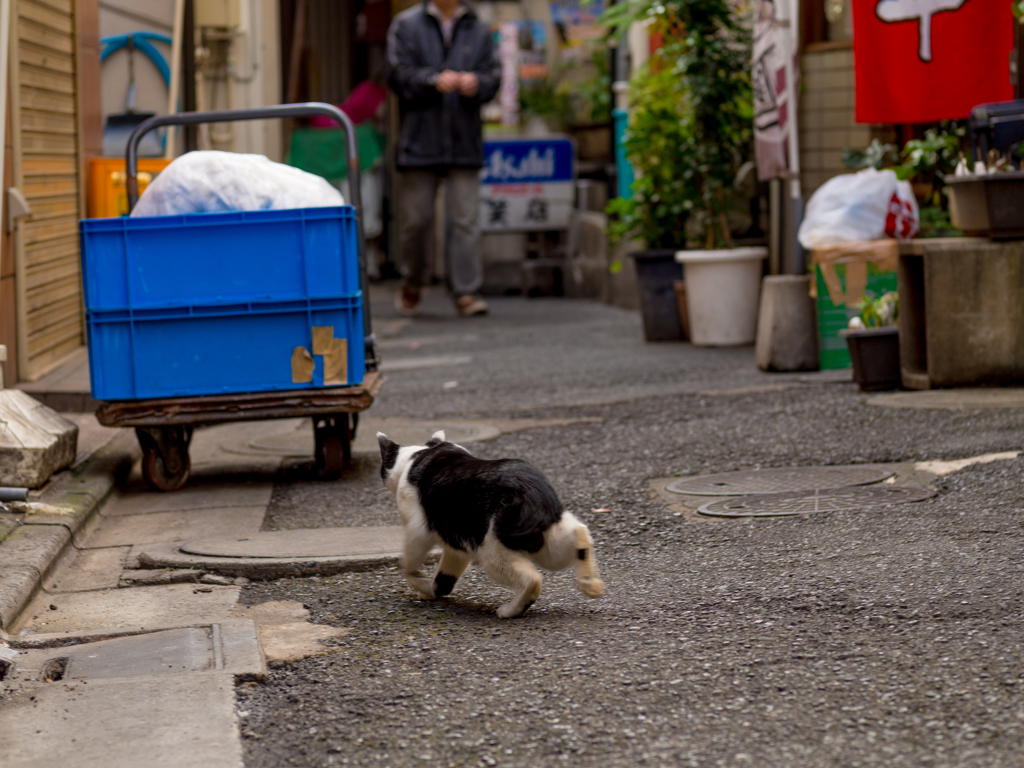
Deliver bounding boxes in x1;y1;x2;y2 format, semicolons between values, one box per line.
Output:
480;138;574;185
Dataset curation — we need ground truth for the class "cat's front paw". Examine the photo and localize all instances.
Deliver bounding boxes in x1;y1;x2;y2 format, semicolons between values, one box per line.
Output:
496;599;534;619
408;576;436;599
577;576;605;598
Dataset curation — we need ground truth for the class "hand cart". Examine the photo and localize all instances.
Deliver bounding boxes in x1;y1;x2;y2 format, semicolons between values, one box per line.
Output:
88;103;382;491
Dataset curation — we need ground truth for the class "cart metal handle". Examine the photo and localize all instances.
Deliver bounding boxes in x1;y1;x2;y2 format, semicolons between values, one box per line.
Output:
124;103;377;371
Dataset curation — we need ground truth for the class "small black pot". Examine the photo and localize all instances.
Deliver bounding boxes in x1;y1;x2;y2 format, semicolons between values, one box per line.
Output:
630;250;683;341
839;326;901;392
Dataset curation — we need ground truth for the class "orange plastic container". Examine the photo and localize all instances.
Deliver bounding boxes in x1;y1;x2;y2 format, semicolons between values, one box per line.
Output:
88;157;173;218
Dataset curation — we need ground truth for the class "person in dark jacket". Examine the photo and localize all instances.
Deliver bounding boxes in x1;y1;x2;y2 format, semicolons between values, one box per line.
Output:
386;0;500;316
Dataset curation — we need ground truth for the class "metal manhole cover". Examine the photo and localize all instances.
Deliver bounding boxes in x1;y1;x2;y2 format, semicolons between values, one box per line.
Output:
696;485;937;518
666;466;893;496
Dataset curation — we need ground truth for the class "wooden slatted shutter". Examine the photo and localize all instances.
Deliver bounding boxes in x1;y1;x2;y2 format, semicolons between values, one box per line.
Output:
9;0;85;381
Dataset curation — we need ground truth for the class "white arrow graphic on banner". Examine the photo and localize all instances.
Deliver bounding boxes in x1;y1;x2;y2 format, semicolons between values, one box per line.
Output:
875;0;967;62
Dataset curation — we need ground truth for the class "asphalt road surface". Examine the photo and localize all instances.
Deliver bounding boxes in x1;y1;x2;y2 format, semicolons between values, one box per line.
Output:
238;291;1024;768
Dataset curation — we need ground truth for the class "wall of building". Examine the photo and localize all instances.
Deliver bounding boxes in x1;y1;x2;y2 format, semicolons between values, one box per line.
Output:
98;0;281;161
798;43;872;198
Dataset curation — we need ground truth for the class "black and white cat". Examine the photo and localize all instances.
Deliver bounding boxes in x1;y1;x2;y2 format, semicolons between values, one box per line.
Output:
377;430;604;618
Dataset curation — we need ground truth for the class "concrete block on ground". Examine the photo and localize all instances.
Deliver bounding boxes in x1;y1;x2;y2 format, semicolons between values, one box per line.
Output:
0;389;78;488
756;275;820;372
0;673;244;768
898;239;1024;389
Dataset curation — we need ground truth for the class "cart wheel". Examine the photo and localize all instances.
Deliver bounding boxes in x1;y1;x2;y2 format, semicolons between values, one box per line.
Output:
314;417;350;480
137;426;193;492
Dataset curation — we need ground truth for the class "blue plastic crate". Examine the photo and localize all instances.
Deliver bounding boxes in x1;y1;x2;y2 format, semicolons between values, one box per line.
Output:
80;206;365;400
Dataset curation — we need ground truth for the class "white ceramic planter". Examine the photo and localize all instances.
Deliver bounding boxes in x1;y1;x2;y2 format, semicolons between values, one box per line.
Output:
675;247;768;346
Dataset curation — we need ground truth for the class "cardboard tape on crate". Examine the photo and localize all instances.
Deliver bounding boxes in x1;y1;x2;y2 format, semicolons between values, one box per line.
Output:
811;240;899;308
322;337;348;386
292;347;314;383
310;326;348;386
312;326;334;356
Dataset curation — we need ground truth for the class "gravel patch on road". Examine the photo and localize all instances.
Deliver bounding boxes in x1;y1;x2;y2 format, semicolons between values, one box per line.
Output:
242;421;1024;767
241;295;1024;767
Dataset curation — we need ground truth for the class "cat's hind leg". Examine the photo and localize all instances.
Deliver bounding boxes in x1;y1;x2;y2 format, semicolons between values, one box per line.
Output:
574;525;605;598
403;527;438;599
480;542;543;618
433;547;471;597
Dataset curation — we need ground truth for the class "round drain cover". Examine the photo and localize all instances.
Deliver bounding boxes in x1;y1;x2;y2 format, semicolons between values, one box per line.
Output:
666;466;893;496
696;485;937;518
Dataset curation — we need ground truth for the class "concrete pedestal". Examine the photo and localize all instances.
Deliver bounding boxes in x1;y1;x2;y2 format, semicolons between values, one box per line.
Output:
755;275;820;371
898;239;1024;389
0;390;79;488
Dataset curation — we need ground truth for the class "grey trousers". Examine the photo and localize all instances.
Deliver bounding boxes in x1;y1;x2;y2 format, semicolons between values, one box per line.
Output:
398;168;482;295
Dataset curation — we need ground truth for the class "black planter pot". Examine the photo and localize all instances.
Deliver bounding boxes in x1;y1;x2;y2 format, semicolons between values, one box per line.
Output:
630;250;684;341
839;326;901;391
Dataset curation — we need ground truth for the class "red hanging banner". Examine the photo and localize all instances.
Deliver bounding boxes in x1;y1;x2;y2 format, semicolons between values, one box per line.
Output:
853;0;1014;124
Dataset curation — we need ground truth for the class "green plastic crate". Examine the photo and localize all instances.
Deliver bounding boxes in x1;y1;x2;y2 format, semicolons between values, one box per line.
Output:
815;263;897;370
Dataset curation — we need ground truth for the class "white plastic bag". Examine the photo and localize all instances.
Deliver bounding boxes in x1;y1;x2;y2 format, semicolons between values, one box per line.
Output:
131;150;343;217
798;168;918;248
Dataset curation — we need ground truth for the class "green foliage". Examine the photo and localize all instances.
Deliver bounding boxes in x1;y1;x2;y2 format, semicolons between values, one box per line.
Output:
843;124;964;202
842;139;899;171
917;204;962;239
1013;0;1024;21
519;70;576;130
856;291;899;328
607;61;697;248
896;124;964;193
604;0;754;250
574;47;612;124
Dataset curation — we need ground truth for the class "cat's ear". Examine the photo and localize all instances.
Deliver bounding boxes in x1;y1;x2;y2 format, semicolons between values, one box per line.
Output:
377;432;399;470
430;430;446;443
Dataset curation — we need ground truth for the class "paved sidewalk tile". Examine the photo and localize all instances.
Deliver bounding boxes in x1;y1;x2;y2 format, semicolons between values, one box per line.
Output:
102;484;273;517
13;583;240;635
81;506;267;548
45;545;132;593
0;673;242;768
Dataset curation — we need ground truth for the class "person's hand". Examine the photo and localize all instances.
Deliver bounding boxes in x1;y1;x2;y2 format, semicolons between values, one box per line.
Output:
435;70;461;93
458;72;479;97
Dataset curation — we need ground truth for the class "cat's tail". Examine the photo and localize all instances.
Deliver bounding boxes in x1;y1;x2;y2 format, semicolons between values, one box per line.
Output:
574;524;605;598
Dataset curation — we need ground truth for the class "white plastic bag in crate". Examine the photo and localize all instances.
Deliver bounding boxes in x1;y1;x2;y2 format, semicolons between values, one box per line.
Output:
131;150;344;217
798;168;918;248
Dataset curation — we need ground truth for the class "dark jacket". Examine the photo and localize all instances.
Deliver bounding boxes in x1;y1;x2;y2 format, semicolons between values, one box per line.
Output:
385;2;500;169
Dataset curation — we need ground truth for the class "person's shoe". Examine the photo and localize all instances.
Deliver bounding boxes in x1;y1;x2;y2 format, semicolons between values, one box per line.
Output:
396;286;422;316
455;294;489;317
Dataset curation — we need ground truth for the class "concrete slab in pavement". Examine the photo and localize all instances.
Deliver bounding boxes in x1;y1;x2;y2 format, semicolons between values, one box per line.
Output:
80;505;267;548
0;673;243;768
13;583;241;635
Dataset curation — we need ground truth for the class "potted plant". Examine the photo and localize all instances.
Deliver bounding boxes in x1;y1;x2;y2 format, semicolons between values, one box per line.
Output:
604;0;763;345
605;45;694;340
839;291;902;391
